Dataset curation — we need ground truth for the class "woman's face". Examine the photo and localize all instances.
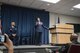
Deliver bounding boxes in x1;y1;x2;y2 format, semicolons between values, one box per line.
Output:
11;22;15;26
37;18;40;21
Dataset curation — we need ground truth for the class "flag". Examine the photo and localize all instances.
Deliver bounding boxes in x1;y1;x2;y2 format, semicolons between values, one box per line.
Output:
58;16;60;23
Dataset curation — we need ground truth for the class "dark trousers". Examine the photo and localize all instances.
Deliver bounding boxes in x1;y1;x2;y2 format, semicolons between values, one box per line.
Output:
9;35;19;45
9;36;16;44
35;32;42;45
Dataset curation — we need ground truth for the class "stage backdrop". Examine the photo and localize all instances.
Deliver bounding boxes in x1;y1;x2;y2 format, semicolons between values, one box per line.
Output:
1;4;49;45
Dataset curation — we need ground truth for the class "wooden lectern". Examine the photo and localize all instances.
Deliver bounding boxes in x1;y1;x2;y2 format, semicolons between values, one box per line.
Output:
49;24;74;44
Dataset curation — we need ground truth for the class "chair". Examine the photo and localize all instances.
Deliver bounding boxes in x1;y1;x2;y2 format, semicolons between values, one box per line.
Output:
14;35;20;45
22;36;30;45
68;44;80;53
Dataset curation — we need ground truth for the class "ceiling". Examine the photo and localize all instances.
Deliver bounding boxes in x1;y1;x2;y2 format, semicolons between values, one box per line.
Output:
0;0;80;17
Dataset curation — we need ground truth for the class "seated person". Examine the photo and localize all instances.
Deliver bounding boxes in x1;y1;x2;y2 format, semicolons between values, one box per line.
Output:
9;21;18;45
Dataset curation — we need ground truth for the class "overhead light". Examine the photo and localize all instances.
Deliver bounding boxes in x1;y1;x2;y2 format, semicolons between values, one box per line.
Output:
41;0;60;3
47;4;50;6
71;8;74;10
73;4;80;9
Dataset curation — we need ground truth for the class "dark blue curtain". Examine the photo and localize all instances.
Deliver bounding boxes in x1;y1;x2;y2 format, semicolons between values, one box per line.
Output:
1;4;49;45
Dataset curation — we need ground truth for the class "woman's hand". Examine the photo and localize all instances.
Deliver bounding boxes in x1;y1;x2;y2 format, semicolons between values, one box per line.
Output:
3;34;13;53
